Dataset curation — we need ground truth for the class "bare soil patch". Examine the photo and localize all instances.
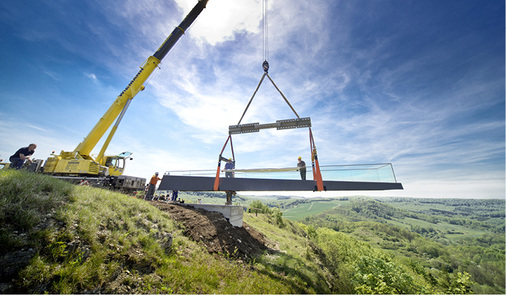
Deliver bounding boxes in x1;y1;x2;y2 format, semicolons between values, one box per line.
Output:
150;201;269;260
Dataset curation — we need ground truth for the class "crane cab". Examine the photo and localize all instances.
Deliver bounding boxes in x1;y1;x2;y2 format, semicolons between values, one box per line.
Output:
103;152;133;176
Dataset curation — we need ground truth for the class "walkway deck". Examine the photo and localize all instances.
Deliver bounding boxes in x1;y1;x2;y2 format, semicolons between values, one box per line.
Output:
158;175;403;191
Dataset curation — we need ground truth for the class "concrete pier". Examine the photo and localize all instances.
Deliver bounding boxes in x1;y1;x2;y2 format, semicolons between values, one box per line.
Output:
187;204;244;227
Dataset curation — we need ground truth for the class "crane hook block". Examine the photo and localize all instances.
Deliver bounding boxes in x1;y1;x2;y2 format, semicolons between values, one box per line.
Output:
262;60;269;73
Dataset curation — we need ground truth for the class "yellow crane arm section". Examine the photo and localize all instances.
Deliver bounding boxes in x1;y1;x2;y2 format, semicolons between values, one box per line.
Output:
73;0;209;160
74;56;160;158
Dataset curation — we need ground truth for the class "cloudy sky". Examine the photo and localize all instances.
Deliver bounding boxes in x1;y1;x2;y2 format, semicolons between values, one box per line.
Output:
0;0;504;199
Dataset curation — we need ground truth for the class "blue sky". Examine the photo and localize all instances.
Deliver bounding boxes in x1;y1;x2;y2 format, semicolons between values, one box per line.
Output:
0;0;504;199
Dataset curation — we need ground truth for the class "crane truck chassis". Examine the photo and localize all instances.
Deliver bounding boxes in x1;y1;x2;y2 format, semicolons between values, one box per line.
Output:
1;1;209;192
1;155;146;194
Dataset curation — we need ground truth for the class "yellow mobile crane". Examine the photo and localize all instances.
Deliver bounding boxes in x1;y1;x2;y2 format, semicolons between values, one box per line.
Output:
42;0;209;191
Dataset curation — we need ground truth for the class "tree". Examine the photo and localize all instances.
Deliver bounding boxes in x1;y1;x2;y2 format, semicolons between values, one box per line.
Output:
444;272;474;294
249;200;271;214
271;208;285;228
352;256;422;294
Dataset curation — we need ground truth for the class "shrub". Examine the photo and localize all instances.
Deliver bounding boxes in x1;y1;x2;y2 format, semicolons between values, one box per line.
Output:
352;256;422;294
249;200;271;214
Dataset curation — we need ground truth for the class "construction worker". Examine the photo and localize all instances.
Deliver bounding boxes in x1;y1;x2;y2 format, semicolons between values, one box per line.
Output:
9;144;37;169
297;156;306;180
145;172;161;201
225;191;235;205
224;158;235;178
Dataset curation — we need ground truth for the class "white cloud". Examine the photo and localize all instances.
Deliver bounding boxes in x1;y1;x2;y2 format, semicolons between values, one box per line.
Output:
86;73;97;80
174;0;262;46
43;70;61;81
152;71;247;139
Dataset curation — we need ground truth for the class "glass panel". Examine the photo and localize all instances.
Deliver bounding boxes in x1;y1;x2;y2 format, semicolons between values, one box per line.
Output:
164;163;398;183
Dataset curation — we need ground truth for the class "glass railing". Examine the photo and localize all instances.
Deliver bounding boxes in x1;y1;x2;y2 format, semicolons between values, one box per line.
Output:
164;163;399;183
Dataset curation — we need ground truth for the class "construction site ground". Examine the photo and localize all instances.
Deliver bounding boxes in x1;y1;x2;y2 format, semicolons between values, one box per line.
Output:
149;201;270;260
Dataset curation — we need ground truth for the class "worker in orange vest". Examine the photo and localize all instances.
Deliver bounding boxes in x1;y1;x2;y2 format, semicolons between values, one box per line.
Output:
145;172;161;201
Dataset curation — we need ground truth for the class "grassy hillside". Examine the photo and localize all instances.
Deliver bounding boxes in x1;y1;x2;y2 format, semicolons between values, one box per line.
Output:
0;171;296;293
0;170;360;294
0;170;500;294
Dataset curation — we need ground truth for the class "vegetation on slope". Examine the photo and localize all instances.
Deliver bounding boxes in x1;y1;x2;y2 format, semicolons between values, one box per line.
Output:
0;171;294;293
244;207;477;294
294;197;505;294
0;170;502;294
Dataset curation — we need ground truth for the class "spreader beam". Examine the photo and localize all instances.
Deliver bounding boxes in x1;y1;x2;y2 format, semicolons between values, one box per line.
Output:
229;117;311;134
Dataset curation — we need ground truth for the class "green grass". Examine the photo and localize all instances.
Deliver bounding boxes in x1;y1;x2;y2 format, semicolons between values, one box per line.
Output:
244;212;349;293
2;171;502;294
283;199;349;220
0;170;338;294
0;169;74;252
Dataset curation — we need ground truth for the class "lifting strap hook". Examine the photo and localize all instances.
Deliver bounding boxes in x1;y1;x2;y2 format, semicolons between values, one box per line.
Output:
262;60;269;73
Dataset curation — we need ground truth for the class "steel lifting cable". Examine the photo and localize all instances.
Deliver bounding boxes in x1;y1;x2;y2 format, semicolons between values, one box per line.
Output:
265;73;300;119
237;0;270;125
215;0;325;190
237;0;300;124
237;73;267;125
262;0;269;70
236;71;301;125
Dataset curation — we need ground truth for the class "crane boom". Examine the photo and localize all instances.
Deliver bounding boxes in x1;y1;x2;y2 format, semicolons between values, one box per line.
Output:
75;0;209;158
44;0;208;180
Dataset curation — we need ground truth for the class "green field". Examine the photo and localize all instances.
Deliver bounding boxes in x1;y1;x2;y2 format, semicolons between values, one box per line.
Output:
282;199;349;220
399;217;488;241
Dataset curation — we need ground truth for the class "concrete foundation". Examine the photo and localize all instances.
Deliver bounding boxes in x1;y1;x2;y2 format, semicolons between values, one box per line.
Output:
187;204;244;227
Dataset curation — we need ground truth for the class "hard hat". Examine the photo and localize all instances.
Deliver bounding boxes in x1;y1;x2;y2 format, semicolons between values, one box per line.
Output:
155;172;159;175
298;156;302;160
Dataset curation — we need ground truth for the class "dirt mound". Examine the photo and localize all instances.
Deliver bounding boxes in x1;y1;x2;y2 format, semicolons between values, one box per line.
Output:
151;202;269;260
